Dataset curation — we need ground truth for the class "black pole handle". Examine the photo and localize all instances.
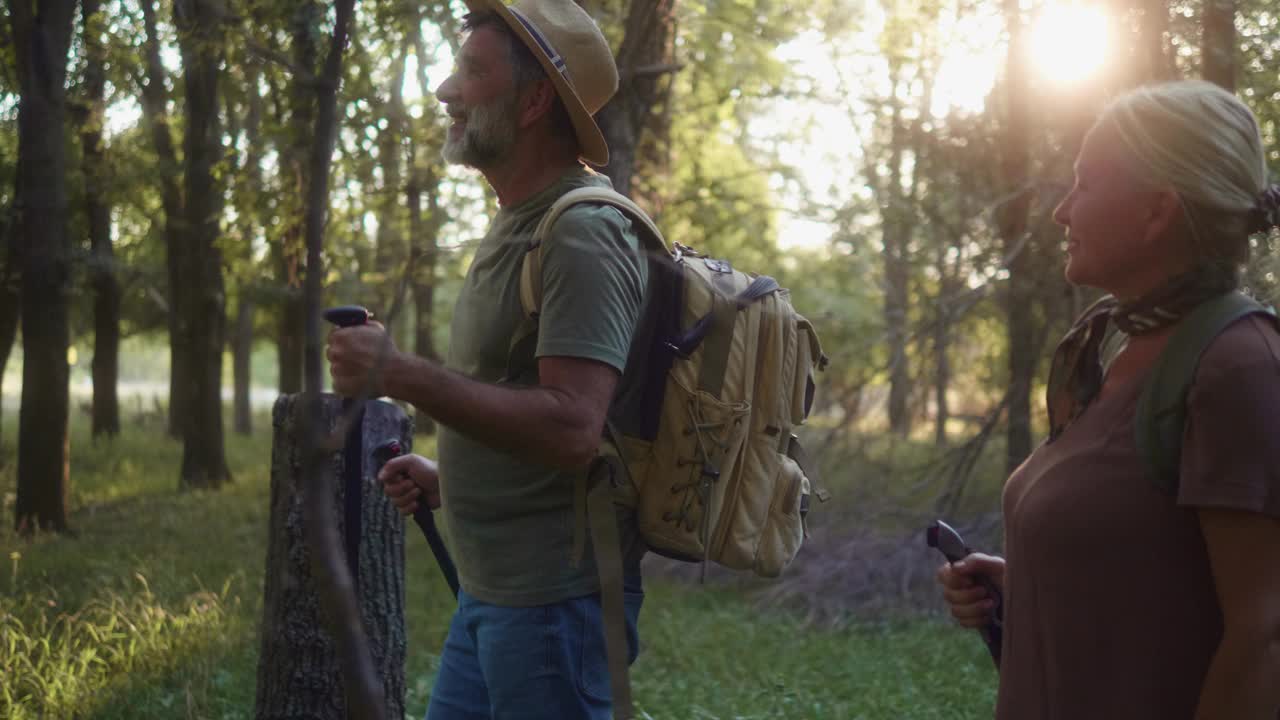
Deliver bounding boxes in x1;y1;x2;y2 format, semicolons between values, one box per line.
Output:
324;305;372;328
323;305;373;401
926;520;1003;667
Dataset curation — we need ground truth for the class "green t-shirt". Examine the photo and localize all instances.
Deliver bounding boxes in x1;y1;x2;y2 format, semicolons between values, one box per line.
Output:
438;167;648;606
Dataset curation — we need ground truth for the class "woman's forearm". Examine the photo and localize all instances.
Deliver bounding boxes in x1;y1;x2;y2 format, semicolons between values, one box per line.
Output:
1195;628;1280;719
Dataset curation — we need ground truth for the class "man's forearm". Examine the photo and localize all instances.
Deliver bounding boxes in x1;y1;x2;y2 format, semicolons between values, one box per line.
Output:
384;352;600;471
1195;629;1280;719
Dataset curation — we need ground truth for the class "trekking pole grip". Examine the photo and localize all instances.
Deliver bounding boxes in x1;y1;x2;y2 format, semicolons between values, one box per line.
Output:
323;305;372;328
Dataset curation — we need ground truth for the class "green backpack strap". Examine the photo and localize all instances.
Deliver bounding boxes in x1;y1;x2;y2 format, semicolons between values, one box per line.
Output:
520;187;668;321
502;187;667;384
1134;291;1275;493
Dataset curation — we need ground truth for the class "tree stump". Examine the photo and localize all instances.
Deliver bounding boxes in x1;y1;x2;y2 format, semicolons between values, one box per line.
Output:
254;394;413;719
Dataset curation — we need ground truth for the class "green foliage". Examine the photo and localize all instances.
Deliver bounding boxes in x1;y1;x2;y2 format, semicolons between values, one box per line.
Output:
654;1;814;267
0;411;272;718
632;585;997;719
780;243;883;401
9;0;1280;440
0;580;241;719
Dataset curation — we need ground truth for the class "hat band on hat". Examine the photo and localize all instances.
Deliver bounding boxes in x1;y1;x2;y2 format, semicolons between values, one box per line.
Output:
507;8;574;88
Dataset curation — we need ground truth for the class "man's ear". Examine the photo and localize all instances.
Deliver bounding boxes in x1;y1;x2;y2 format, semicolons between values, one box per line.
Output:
517;78;557;130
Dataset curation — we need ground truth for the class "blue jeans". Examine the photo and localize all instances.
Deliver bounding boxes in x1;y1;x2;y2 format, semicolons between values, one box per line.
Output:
425;580;644;720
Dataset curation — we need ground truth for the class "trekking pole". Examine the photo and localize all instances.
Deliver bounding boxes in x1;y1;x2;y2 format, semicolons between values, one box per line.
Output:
322;305;373;589
373;439;460;599
323;305;460;599
926;519;1003;667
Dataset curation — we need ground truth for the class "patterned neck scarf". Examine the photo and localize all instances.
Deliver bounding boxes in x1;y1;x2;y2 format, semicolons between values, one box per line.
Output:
1045;263;1238;441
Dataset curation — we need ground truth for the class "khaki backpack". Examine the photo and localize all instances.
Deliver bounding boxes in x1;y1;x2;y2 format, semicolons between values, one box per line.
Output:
512;187;828;718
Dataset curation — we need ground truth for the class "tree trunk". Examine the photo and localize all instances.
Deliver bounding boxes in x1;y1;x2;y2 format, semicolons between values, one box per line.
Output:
933;311;950;447
166;320;188;436
175;0;230;488
373;50;407;317
883;66;911;437
296;0;385;713
1202;0;1235;91
274;0;320;397
81;0;120;439
231;61;264;437
407;161;440;436
139;0;187;439
233;296;254;435
300;0;356;394
0;195;19;464
12;0;77;533
408;27;443;436
278;284;306;394
1000;0;1036;473
411;295;437;435
254;395;410;719
933;245;955;448
593;0;677;201
1136;0;1173;83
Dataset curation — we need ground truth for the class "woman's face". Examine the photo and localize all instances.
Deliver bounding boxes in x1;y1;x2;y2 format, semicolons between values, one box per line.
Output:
1052;123;1183;299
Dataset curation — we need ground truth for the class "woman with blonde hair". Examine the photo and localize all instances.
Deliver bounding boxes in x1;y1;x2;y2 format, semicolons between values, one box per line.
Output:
938;80;1280;719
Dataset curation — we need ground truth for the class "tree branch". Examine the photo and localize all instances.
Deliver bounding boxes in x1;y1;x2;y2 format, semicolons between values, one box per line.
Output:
296;0;400;715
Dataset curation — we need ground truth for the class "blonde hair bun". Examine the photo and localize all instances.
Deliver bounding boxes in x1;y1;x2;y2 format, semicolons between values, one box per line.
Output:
1097;80;1273;261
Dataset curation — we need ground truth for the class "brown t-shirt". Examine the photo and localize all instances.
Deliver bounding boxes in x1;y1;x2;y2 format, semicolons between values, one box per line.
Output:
998;315;1280;720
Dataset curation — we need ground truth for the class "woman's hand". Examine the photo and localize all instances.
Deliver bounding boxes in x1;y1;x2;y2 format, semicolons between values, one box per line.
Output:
937;553;1006;628
378;454;440;516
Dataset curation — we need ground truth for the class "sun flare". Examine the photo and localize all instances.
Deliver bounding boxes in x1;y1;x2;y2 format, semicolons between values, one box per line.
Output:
1029;4;1110;85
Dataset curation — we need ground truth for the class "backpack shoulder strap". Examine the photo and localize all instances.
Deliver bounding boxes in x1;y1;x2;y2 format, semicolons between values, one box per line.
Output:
518;187;669;320
1134;291;1275;493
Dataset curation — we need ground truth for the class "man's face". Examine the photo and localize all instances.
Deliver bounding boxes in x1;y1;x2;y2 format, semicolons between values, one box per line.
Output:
436;26;522;169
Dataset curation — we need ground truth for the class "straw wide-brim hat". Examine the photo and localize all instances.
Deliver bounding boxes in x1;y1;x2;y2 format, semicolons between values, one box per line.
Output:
463;0;619;166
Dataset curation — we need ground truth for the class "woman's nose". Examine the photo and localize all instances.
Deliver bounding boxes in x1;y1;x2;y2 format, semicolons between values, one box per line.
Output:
1052;192;1073;227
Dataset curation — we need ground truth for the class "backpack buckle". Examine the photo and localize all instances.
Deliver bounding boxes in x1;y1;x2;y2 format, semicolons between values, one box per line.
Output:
673;241;701;260
703;258;731;274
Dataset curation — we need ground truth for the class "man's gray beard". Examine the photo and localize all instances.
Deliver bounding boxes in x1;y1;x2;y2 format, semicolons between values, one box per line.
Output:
442;92;519;169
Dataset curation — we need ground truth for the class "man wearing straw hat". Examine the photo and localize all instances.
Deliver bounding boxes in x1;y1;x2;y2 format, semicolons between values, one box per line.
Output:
326;0;647;717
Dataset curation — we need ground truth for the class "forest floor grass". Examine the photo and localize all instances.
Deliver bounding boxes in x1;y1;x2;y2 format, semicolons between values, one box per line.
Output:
0;410;997;719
